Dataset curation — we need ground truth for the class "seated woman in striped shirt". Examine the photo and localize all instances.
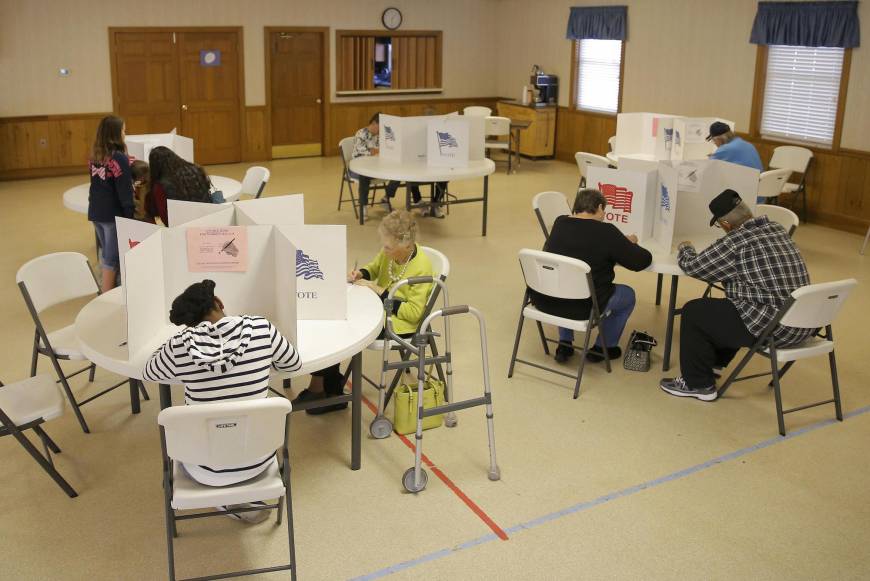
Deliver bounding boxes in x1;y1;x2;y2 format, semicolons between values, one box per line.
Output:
144;280;301;501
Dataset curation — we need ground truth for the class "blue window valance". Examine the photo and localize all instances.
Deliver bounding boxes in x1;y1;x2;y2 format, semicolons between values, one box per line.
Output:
750;1;860;48
566;6;628;41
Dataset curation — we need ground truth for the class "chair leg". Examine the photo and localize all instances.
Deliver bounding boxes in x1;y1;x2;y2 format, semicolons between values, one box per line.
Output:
30;332;39;376
33;425;61;454
284;478;297;581
337;175;345;211
717;347;758;398
507;312;526;379
535;321;550;355
277;495;285;525
769;345;787;436
702;283;713;298
88;363;96;382
165;504;176;581
48;355;90;434
767;361;795;387
572;330;593;399
829;349;844;422
12;428;77;497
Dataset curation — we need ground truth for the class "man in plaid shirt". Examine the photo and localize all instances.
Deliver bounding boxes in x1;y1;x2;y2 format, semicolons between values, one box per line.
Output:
660;189;812;401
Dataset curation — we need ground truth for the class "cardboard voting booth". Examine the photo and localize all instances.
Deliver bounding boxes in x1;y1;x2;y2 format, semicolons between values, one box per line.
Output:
167;194;305;227
115;218;161;288
379;115;429;163
378;113;485;168
585;166;658;243
589;159;759;252
126;129;194;164
123;225;298;360
614;113;735;162
164;195;343;320
671;117;734;162
426;115;485;167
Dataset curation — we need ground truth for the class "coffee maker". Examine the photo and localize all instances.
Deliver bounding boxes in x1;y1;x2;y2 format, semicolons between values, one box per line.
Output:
530;66;558;107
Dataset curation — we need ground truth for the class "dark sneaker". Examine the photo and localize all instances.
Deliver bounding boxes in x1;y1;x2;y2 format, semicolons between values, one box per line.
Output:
585;345;622;362
554;342;574;363
291;388;323;407
306;400;348;415
659;377;717;401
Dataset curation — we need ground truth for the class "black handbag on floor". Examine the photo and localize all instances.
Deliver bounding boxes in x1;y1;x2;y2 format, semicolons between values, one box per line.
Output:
623;330;657;372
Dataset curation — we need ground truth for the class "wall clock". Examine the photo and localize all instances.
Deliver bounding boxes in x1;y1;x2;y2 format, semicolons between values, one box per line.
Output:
382;7;403;30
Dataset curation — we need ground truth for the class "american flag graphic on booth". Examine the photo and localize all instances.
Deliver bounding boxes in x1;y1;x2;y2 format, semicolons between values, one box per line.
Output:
660;184;671;212
598;182;634;213
384;126;396;142
436;131;458;154
296;249;324;280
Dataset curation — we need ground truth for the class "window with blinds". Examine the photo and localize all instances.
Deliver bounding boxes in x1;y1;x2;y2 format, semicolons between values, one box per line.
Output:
760;45;844;146
574;39;622;114
336;31;442;94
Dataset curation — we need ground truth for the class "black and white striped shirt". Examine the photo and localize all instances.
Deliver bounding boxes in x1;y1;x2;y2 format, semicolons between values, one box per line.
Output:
144;315;301;404
144;316;301;485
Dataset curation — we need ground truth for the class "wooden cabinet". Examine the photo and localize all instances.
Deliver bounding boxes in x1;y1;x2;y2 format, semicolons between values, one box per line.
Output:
497;101;556;158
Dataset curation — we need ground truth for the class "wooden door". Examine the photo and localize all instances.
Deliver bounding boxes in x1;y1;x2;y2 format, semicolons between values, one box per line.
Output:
112;32;181;135
177;31;242;165
270;30;324;158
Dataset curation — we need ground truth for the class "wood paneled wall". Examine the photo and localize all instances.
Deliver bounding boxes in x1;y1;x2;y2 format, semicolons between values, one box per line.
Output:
553;108;870;235
242;106;270;162
554;107;616;161
0;113;106;179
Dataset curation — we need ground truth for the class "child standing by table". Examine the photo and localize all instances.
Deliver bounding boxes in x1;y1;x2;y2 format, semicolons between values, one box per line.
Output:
88;115;134;291
130;160;151;222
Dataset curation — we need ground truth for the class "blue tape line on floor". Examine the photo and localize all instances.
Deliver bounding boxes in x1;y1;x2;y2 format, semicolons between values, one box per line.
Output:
349;404;870;580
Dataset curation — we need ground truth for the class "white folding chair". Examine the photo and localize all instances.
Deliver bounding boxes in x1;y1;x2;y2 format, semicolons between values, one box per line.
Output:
158;398;296;581
337;137;386;222
463;106;492;117
17;252;145;433
0;374;77;497
508;249;611;399
485;116;513;174
757;168;793;203
718;279;857;436
769;146;813;222
365;247;454;437
757;204;799;237
239;166;270;199
607;136;616;153
532;191;571;240
575;152;610;189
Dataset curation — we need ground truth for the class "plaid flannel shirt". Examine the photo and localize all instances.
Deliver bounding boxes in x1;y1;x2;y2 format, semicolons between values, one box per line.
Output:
678;216;814;346
352;127;378;159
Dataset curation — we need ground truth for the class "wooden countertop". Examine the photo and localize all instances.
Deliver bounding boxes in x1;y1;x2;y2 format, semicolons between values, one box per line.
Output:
498;100;558;110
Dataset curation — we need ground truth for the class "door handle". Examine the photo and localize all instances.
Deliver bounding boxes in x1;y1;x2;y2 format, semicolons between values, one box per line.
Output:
181;104;188;111
315;98;322;104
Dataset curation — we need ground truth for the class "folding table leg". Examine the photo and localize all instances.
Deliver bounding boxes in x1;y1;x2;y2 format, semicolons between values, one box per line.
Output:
661;275;679;372
351;352;362;470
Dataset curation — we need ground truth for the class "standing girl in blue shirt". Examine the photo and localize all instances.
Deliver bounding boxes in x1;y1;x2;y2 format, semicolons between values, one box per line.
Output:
88;115;135;291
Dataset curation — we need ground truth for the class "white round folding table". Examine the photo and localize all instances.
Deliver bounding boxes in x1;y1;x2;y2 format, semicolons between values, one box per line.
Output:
75;284;384;470
348;157;495;235
62;175;243;214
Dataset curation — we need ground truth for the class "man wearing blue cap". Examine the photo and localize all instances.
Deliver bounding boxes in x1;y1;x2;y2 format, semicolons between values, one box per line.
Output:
659;189;812;401
707;121;763;171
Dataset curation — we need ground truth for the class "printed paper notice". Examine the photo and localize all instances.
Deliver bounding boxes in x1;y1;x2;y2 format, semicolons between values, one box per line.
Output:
677;161;706;193
186;226;248;272
685;121;707;143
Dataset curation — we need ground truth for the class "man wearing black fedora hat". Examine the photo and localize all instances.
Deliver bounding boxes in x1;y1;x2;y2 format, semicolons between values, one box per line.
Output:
707;121;763;172
659;189;812;401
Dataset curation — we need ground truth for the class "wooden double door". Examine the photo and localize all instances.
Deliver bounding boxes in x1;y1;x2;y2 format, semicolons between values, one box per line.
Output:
110;28;243;165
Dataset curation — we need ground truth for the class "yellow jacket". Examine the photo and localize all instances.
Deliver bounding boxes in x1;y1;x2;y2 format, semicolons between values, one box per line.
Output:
362;244;434;335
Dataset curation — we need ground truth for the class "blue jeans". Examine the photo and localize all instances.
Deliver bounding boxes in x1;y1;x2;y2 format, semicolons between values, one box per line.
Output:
558;284;636;348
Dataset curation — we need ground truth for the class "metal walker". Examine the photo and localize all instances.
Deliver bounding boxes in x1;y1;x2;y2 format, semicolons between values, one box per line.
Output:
373;277;501;493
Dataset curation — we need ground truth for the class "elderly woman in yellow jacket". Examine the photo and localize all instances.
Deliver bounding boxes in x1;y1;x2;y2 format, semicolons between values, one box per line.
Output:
293;210;433;413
